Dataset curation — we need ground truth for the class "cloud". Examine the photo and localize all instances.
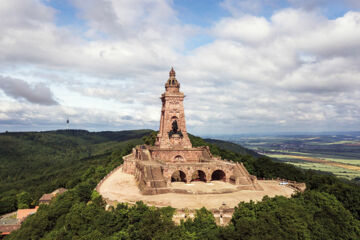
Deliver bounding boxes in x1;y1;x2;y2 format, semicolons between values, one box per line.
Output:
279;57;360;93
0;0;55;28
202;9;360;92
72;0;181;41
0;98;159;132
175;8;360;133
213;15;272;44
0;76;58;105
0;0;360;134
0;0;188;78
220;0;360;17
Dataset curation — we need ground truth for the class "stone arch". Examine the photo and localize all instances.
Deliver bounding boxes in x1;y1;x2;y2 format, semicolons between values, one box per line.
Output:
173;155;184;162
191;170;206;182
171;170;187;183
211;169;226;181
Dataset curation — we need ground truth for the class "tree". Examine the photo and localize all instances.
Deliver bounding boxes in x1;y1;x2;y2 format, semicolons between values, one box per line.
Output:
16;191;31;209
181;207;219;240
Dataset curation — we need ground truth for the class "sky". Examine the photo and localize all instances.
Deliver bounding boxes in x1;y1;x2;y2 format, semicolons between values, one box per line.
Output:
1;0;360;135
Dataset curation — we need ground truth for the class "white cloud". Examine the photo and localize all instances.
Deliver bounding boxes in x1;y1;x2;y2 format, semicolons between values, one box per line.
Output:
213;16;272;44
72;0;181;41
0;0;187;77
178;8;360;133
0;0;55;29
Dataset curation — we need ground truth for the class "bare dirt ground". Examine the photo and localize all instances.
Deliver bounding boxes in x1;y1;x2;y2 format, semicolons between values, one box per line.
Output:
171;181;238;193
98;167;295;209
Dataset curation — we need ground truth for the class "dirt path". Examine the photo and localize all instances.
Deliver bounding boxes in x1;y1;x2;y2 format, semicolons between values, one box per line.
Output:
281;155;360;171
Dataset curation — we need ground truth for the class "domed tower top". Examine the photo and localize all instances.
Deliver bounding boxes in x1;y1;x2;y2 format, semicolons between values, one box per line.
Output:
165;67;180;92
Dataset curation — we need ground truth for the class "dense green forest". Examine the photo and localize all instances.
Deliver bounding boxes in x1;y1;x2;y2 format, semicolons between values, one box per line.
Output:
2;130;360;239
0;130;151;214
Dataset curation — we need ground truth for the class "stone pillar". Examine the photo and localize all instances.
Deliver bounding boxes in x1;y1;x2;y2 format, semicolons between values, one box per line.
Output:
186;175;191;184
206;171;211;183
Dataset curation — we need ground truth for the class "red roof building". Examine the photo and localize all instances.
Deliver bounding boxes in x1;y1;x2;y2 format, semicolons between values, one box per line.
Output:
39;188;67;204
17;206;39;223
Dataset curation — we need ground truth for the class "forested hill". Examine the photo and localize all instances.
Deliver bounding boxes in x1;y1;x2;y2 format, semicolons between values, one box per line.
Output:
0;129;152;215
204;138;261;158
2;130;360;239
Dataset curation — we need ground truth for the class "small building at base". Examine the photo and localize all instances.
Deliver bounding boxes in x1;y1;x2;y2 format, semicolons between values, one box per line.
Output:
122;68;263;195
39;188;67;204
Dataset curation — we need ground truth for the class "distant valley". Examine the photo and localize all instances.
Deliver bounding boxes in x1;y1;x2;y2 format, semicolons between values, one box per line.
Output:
216;132;360;180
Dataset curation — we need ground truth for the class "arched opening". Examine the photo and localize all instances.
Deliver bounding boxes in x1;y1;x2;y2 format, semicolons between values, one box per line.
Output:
171;170;186;183
173;155;184;162
211;170;226;181
191;170;206;182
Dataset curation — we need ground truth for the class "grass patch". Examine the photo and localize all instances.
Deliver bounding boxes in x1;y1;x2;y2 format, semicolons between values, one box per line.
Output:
321;157;360;166
286;162;360;180
266;153;360;166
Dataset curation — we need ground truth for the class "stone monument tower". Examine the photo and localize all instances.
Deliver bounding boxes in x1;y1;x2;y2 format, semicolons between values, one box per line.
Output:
155;68;192;148
122;68;262;194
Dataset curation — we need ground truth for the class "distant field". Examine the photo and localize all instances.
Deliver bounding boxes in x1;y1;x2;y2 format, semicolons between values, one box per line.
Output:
223;133;360;180
266;153;360;166
267;153;360;180
320;157;360;166
267;153;360;172
287;162;360;180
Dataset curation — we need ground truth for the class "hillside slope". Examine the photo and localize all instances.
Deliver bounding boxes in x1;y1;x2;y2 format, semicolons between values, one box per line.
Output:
204;138;261;157
0;129;151;214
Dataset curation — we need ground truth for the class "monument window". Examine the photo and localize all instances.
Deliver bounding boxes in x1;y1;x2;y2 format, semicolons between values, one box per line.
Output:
211;170;226;181
174;155;184;162
171;170;187;183
191;170;206;182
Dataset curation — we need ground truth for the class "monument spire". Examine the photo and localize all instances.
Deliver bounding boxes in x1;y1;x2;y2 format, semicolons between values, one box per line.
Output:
169;67;176;77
